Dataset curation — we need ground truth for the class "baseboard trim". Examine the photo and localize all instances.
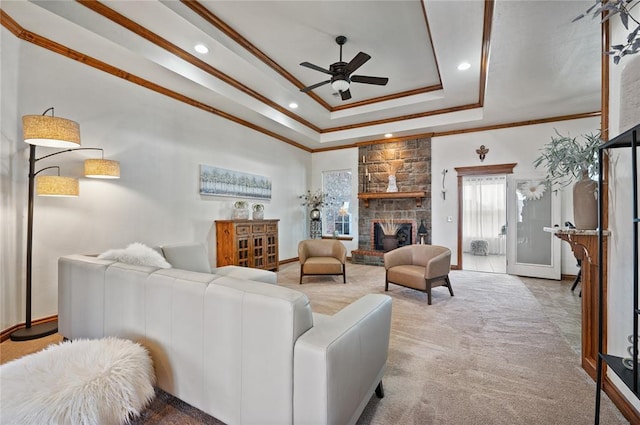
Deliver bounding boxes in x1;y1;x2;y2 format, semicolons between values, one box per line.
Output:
603;375;640;424
1;315;58;343
279;257;299;265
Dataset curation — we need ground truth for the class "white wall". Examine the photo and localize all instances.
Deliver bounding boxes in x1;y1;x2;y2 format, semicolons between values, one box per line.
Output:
605;20;640;410
2;38;311;330
311;148;359;254
1;28;23;332
431;116;601;274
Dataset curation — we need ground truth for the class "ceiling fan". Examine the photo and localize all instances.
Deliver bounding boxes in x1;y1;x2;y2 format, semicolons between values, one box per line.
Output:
299;35;389;101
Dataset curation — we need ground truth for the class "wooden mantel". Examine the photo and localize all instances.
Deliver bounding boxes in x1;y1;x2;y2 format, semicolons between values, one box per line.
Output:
358;191;427;208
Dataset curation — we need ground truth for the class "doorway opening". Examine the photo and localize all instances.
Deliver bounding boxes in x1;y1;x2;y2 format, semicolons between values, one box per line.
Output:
462;174;506;273
455;163;517;272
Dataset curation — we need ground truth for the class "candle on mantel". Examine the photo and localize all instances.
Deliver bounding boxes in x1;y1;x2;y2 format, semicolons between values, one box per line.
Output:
362;155;366;163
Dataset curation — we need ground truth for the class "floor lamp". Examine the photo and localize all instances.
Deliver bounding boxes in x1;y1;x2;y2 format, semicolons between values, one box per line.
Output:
10;108;120;341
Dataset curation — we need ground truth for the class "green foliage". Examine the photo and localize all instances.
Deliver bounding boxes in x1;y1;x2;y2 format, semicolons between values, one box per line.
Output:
299;189;335;209
574;0;640;64
533;130;602;189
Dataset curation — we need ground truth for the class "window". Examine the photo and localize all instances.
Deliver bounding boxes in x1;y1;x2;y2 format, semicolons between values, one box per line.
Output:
322;170;352;236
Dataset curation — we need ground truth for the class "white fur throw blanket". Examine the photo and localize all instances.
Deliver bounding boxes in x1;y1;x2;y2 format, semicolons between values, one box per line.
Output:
98;242;171;269
0;337;156;425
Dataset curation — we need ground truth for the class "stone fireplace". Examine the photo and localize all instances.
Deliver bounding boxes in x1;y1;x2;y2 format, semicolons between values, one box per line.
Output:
352;137;431;266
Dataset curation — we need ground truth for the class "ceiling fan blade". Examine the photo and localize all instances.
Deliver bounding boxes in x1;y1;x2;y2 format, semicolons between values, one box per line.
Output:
345;52;371;74
350;75;389;85
300;80;331;93
300;62;333;75
340;89;352;101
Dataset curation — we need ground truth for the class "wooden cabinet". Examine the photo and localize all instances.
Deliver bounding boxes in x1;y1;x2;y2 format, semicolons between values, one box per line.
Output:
215;219;279;271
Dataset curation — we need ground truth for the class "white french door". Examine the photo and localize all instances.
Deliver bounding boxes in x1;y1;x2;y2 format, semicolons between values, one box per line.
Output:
506;176;561;279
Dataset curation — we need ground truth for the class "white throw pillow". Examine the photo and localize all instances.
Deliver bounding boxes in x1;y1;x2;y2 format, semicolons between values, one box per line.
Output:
98;242;171;269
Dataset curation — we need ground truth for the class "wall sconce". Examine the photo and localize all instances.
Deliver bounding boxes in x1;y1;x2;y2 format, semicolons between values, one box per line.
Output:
11;107;120;341
476;145;489;162
441;169;448;200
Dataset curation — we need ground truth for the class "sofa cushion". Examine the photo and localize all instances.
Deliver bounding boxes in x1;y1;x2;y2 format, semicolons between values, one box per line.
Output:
161;243;211;273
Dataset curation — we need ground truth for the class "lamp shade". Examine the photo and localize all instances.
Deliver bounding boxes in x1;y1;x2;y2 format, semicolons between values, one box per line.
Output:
36;176;79;196
331;78;350;92
22;115;80;148
84;159;120;179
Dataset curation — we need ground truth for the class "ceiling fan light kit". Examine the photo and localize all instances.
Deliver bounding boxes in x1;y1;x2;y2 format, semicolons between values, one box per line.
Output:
331;78;350;92
300;35;388;101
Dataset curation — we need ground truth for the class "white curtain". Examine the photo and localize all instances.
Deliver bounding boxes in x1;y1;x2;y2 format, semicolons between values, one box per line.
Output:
462;175;506;255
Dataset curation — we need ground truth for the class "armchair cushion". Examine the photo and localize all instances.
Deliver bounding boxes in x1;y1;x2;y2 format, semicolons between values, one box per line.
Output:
303;257;343;275
386;265;427;290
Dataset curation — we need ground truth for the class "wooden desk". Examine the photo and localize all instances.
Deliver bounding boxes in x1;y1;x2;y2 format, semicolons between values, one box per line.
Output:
550;228;610;380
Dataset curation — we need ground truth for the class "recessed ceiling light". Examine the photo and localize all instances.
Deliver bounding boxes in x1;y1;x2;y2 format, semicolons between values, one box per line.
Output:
194;44;209;54
457;62;471;71
289;102;298;109
384;133;393;138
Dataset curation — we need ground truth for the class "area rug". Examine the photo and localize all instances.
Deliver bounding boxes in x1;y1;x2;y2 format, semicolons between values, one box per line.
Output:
130;262;627;425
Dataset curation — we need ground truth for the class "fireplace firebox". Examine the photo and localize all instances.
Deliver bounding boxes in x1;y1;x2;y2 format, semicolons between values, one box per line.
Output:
371;220;415;251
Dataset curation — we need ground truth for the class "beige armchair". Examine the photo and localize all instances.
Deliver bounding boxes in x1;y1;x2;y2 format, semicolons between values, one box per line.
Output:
384;244;453;305
298;239;347;284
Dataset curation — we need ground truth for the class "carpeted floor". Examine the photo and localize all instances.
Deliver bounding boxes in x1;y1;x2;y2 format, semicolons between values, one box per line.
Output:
1;262;629;424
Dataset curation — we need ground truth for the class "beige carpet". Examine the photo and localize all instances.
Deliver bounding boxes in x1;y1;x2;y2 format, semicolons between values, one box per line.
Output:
1;263;629;424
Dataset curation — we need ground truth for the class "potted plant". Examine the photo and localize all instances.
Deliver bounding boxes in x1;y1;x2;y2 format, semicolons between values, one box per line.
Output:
299;189;334;220
533;130;602;229
379;218;400;251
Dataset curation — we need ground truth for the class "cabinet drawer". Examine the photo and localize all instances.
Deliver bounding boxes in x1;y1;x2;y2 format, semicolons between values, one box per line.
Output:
266;223;278;232
236;225;251;235
252;224;266;233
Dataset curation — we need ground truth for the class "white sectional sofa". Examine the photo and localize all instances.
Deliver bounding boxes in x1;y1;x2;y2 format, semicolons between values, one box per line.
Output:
58;243;392;425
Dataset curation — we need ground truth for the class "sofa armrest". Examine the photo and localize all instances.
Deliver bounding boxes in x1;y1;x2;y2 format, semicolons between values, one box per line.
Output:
294;294;392;425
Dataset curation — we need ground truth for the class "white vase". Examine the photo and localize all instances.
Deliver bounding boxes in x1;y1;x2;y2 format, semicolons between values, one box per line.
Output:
232;208;250;220
386;175;398;192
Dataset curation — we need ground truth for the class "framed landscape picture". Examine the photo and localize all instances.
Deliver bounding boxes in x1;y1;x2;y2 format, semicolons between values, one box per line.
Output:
199;165;272;200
